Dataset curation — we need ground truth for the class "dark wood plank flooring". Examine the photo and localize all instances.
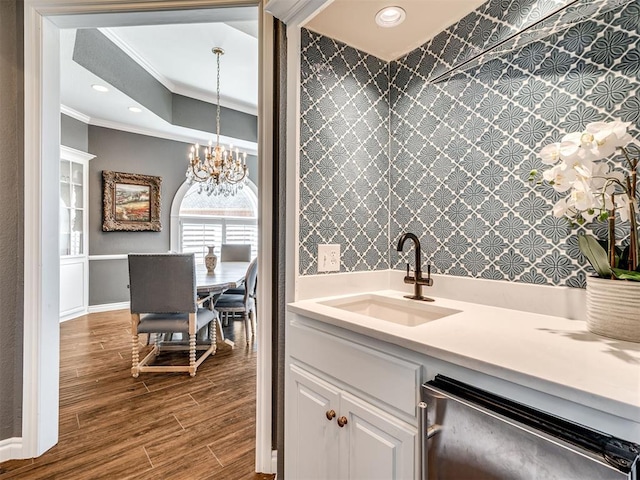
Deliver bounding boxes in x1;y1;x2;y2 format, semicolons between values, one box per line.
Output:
0;310;274;480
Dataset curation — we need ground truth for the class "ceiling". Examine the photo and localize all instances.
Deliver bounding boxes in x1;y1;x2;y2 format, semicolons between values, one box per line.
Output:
304;0;488;61
60;1;487;148
60;6;259;153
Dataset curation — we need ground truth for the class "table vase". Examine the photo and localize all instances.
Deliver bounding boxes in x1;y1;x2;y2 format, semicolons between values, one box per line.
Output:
205;246;217;273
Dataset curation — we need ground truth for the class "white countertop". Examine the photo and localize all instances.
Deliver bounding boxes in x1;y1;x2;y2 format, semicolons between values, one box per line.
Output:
288;289;640;427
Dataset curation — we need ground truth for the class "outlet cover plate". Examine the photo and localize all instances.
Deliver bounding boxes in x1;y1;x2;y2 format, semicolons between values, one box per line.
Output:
318;244;340;272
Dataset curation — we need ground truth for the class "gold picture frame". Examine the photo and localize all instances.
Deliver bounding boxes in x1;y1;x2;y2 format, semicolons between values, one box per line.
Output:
102;170;162;232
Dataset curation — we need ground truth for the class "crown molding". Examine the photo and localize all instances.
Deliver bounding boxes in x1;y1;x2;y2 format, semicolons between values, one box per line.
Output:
265;0;332;25
99;27;258;116
171;84;258;115
60;145;96;162
88;117;259;155
60;104;90;123
99;27;177;92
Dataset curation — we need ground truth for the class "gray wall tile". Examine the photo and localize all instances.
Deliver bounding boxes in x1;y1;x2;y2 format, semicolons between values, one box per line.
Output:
299;0;640;287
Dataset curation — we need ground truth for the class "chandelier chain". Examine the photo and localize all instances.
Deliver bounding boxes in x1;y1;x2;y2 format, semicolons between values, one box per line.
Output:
216;49;221;147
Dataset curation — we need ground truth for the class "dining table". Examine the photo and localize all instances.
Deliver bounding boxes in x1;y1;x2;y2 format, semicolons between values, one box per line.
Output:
196;261;250;351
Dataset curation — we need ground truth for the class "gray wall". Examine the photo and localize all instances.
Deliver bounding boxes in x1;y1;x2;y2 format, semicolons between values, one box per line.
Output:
88;126;258;305
61;113;89;152
0;0;24;441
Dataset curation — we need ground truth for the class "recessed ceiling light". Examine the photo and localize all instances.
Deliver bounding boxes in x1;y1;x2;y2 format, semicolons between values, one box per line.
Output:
128;106;142;113
375;6;406;28
91;84;109;93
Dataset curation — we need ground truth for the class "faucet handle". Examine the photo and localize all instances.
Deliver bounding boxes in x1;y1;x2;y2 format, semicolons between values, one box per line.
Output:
403;263;415;284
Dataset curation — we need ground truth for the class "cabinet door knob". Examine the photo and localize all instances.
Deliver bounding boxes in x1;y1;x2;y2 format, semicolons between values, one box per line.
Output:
337;416;348;427
326;409;336;421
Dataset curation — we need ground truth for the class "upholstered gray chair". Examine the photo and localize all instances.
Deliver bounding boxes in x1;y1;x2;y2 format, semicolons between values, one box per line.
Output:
128;253;215;377
215;257;258;344
220;244;251;262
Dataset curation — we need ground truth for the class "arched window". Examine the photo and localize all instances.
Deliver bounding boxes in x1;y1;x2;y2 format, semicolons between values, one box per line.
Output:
174;182;258;264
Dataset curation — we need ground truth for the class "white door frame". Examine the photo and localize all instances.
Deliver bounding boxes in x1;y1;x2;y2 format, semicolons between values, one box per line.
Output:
23;0;274;473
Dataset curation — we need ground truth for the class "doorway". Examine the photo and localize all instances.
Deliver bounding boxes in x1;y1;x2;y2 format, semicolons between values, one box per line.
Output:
23;0;274;473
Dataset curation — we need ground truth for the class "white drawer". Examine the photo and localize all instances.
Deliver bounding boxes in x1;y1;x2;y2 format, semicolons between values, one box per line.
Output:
288;318;421;418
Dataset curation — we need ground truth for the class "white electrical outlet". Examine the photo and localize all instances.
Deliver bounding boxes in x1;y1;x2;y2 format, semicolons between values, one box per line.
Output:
318;244;340;272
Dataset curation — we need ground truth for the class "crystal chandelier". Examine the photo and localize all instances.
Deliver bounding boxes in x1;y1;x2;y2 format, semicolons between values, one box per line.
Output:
186;47;248;196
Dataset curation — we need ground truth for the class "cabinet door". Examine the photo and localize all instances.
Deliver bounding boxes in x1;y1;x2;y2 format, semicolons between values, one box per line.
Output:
339;392;416;480
288;365;341;480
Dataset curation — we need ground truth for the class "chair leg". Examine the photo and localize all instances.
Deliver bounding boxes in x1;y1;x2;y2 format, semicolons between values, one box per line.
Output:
131;333;140;378
189;333;196;377
250;310;256;336
209;314;217;354
243;313;250;345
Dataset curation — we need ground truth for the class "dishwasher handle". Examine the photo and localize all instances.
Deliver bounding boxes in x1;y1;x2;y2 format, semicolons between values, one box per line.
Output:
418;400;442;480
418;401;428;480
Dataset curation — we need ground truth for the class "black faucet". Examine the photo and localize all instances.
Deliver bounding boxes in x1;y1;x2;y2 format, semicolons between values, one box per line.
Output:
396;232;434;302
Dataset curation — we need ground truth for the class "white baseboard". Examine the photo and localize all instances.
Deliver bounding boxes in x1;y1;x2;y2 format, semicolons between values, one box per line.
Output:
59;308;88;323
0;437;24;462
88;301;130;313
271;449;278;475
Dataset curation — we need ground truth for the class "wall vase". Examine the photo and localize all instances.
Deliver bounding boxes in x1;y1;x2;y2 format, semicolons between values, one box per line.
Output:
586;276;640;343
205;246;217;273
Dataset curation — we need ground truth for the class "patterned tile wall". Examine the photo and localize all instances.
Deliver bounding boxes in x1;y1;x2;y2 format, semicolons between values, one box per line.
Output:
299;29;390;275
299;0;640;285
390;0;640;287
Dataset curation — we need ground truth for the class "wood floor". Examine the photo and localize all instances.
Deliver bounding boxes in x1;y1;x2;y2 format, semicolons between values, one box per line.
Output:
0;310;274;480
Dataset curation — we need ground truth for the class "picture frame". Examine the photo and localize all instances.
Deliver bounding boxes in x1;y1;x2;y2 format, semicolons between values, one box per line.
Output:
102;170;162;232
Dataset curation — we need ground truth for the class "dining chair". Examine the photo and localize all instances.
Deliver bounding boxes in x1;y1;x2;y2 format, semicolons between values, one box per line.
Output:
214;257;258;344
128;253;216;377
220;243;251;262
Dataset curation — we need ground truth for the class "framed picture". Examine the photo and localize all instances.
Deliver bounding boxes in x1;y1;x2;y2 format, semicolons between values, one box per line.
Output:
102;170;162;232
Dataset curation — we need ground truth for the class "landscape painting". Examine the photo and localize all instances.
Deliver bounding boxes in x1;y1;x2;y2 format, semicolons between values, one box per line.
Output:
115;183;151;222
102;170;162;232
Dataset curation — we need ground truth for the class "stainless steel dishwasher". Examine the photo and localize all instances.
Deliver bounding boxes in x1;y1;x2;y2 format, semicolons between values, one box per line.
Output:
419;375;639;480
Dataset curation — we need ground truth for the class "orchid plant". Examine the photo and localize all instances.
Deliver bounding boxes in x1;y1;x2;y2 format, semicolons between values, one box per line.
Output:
531;120;640;281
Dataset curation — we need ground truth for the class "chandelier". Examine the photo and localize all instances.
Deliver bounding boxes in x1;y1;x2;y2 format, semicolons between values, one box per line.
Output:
186;47;248;196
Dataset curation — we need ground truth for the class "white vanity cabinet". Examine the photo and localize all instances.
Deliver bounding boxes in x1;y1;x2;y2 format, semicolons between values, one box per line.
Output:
286;314;421;480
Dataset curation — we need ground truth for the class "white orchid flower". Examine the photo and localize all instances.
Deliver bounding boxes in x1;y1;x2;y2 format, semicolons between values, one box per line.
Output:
538;143;562;165
569;182;600;214
586;121;633;157
535;120;638;262
552;198;569;218
543;163;576;192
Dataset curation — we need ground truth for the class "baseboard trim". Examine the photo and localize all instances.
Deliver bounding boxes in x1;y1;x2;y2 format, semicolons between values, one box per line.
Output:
271;449;278;475
88;301;130;313
0;437;24;462
60;308;88;323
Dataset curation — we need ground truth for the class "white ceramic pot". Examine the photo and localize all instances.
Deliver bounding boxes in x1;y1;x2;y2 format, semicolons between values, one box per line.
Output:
586;276;640;343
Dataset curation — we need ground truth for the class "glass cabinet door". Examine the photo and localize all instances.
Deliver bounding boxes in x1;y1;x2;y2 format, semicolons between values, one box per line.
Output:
60;159;84;256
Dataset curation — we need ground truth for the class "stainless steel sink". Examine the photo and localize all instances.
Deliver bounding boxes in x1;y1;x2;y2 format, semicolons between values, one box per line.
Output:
320;294;461;327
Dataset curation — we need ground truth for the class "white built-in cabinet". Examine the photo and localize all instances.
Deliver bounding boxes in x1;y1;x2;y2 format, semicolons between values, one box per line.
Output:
286;316;420;480
59;146;95;321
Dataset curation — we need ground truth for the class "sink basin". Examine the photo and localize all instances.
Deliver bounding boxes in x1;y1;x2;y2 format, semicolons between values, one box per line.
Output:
320;294;461;327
